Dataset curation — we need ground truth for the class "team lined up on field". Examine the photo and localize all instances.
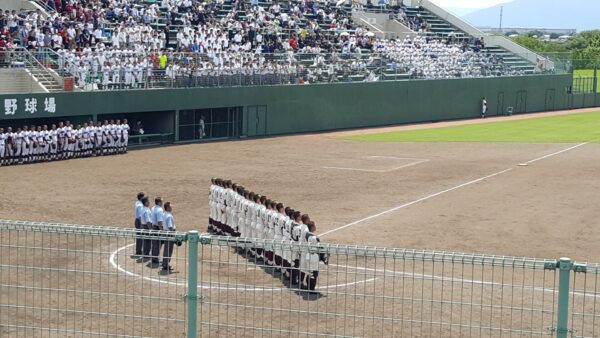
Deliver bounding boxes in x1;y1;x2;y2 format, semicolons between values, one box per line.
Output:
209;178;328;293
0;119;129;166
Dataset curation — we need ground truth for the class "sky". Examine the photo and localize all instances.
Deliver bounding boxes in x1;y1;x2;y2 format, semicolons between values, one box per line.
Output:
430;0;513;15
431;0;512;9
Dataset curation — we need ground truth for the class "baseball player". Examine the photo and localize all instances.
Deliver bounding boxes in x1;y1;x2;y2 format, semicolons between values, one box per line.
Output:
101;120;109;155
208;178;218;233
31;125;40;162
57;121;66;160
41;125;50;161
482;97;488;118
281;207;295;281
65;121;75;159
21;125;32;163
254;195;267;260
108;120;117;155
290;211;308;285
133;192;146;258
120;119;130;153
22;125;31;164
74;124;83;158
263;199;276;266
161;202;176;272
93;121;101;156
5;127;14;165
273;203;286;270
0;128;6;166
301;221;328;293
49;124;58;160
81;124;89;157
150;197;165;265
36;125;43;162
13;127;23;164
246;192;258;256
238;188;249;238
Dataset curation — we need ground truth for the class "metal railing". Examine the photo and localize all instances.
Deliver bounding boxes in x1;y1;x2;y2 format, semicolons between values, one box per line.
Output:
1;219;599;337
129;133;175;146
0;49;65;93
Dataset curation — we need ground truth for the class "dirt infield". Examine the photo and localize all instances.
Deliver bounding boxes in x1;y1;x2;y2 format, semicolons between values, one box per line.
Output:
1;108;600;337
0;111;598;259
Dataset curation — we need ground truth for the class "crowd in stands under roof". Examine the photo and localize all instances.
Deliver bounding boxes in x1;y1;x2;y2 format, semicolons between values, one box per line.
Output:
0;0;524;89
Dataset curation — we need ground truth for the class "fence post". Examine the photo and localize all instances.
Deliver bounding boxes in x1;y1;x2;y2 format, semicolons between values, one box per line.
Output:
187;230;199;338
556;257;571;338
593;65;598;94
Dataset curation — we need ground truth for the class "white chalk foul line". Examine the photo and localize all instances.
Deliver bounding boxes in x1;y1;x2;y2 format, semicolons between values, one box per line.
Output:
323;156;429;173
322;142;591;237
320;168;513;237
323;159;429;173
519;142;588;166
109;142;590;292
109;243;376;291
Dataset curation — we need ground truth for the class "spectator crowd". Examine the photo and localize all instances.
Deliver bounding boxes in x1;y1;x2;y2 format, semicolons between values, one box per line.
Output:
0;0;524;90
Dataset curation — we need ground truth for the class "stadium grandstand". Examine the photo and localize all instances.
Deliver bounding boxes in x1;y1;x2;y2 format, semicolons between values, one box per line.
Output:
0;0;552;91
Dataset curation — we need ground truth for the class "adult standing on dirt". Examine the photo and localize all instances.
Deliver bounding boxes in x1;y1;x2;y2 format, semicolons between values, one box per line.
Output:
132;192;145;259
162;202;176;272
141;197;153;261
150;197;165;265
301;221;328;293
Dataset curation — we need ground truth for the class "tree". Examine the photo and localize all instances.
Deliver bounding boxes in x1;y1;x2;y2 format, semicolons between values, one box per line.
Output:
512;30;600;69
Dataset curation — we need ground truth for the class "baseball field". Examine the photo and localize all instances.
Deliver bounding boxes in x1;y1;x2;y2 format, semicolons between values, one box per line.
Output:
1;107;600;337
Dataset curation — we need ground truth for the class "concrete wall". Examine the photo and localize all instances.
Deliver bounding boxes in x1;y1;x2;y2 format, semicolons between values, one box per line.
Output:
0;69;47;94
0;74;590;139
352;12;417;39
3;0;39;11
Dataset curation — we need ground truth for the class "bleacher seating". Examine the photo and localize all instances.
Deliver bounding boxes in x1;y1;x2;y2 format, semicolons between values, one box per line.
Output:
0;0;538;90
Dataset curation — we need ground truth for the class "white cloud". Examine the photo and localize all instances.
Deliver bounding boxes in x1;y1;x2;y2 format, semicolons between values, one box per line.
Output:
430;0;513;9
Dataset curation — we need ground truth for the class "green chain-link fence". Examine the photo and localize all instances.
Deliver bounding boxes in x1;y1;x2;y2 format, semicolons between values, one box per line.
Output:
1;219;598;337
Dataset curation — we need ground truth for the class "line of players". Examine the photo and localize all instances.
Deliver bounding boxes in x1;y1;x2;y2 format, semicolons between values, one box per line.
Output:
209;178;328;293
0;119;130;166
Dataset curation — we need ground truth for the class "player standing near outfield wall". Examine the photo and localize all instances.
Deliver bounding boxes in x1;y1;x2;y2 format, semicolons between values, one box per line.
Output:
482;97;488;118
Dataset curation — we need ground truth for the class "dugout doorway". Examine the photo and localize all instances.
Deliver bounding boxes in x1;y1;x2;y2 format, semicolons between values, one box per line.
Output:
177;107;242;142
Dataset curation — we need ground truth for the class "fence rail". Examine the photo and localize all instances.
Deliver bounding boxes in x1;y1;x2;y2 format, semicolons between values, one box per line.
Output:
0;219;597;337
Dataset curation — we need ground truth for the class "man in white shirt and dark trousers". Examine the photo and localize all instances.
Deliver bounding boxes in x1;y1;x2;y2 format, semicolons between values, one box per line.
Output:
150;197;165;265
140;197;153;261
162;202;176;272
132;192;145;259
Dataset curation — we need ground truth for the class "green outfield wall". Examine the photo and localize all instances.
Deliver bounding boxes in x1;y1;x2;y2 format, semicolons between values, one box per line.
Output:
0;74;595;141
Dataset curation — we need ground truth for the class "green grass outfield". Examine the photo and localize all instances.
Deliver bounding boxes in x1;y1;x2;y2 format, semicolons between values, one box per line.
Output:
345;111;600;143
573;70;599;93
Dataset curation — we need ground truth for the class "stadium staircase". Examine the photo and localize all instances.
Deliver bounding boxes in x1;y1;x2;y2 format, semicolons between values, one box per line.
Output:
1;49;65;92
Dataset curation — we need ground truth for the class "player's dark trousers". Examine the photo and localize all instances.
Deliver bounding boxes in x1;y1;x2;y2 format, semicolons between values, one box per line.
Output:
134;218;143;256
162;239;174;270
307;271;319;291
291;259;301;284
151;228;163;264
